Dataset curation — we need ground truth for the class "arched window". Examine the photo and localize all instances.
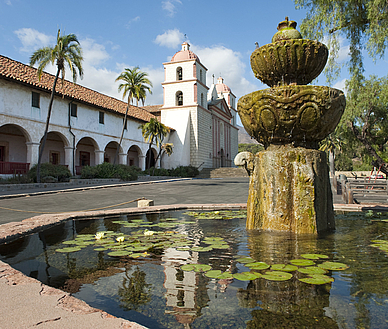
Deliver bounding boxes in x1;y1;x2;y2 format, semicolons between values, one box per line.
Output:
200;70;203;82
176;67;183;81
201;93;204;107
176;91;183;106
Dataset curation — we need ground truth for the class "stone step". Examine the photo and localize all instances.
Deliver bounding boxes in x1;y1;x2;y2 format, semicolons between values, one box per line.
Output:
197;167;248;178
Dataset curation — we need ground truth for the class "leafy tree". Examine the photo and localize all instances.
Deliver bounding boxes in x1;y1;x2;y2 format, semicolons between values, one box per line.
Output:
238;143;264;154
114;67;153;164
294;0;388;84
30;29;83;182
139;118;171;172
343;75;388;174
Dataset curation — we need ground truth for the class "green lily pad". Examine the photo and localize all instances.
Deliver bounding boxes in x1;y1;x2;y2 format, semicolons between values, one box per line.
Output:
112;220;128;224
205;270;222;278
290;259;315;266
245;262;270;270
157;223;178;228
163;218;179;221
181;264;212;272
318;261;349;271
262;271;293;281
218;272;234;280
211;244;230;249
297;267;327;275
299;274;334;285
191;246;213;252
56;247;82;253
233;272;260;281
123;223;139;227
75;234;95;240
301;254;329;260
270;264;298;272
108;250;131;257
62;240;78;245
371;239;388;243
236;257;256;264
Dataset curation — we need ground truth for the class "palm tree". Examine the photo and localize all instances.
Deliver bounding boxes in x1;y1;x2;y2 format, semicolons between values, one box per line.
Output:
139;118;170;172
114;67;153;164
320;134;343;191
30;29;83;182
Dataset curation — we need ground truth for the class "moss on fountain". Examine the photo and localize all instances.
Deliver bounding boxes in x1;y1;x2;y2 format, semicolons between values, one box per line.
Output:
237;18;345;234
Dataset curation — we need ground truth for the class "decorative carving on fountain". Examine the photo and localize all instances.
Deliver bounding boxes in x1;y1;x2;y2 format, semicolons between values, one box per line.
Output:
236;18;346;234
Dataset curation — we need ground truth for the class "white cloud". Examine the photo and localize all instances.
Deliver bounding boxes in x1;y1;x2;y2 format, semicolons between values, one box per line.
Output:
154;29;184;49
125;16;141;29
5;0;12;5
162;0;182;17
323;35;349;63
15;28;54;53
333;78;347;94
81;38;110;66
192;44;258;100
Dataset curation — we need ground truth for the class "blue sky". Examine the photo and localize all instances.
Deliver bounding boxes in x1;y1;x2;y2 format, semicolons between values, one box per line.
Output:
1;0;387;111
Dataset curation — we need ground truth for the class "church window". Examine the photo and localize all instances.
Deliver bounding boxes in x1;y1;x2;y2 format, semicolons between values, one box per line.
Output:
32;92;40;108
176;67;183;81
201;93;204;107
99;111;104;124
176;91;183;106
70;103;77;117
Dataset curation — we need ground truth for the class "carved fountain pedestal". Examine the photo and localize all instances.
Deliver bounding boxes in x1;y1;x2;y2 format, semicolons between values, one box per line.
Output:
236;18;346;234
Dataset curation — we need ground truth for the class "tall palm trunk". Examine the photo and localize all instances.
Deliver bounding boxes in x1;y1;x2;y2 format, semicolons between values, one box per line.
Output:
114;105;129;165
36;67;60;183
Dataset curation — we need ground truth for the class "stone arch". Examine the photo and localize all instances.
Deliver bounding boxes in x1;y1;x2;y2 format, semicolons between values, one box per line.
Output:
104;141;122;164
127;144;142;168
39;131;70;166
75;137;99;174
0;124;31;174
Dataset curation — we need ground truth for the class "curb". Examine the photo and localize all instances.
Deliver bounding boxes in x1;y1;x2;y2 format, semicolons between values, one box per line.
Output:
0;178;193;200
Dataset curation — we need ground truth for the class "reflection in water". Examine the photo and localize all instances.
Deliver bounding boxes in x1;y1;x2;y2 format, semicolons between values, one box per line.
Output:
118;266;152;311
2;212;388;328
237;230;338;328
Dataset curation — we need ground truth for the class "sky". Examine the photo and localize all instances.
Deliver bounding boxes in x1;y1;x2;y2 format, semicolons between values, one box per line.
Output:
1;0;387;119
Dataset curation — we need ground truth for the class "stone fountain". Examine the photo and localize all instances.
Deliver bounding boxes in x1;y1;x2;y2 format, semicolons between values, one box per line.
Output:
235;18;346;234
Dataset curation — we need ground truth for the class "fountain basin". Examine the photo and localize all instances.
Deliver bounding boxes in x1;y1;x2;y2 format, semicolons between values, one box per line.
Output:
250;39;328;87
238;85;346;148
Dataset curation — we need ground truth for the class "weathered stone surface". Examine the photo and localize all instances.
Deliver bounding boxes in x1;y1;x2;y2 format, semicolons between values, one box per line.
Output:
246;145;334;233
238;85;346;148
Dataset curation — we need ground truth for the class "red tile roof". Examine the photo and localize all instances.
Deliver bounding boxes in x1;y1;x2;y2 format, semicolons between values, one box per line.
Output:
141;105;162;113
0;55;156;123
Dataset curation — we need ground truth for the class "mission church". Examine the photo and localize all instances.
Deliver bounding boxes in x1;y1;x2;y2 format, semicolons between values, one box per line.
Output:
0;42;238;176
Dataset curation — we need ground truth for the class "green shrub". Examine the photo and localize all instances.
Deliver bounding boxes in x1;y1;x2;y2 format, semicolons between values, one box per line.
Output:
28;163;72;182
170;165;199;177
0;174;33;184
80;163;138;181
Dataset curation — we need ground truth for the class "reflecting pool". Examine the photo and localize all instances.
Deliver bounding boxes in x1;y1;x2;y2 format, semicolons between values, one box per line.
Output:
1;210;388;328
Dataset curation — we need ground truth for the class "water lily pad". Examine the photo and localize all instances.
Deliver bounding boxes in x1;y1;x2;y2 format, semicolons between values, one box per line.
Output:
211;244;229;249
233;272;260;281
191;246;213;252
290;259;315;266
297;267;327;275
108;250;131;257
112;220;128;224
270;264;298;272
75;234;95;240
157;223;178;228
236;257;256;264
262;271;293;281
181;264;212;272
301;253;329;260
218;272;234;280
245;262;270;270
123;223;139;227
131;219;147;223
205;270;222;278
56;247;82;253
163;218;179;221
299;274;334;285
62;240;78;245
318;261;349;271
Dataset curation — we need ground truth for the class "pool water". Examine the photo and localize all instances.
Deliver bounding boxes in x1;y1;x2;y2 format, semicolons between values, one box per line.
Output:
1;210;388;328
